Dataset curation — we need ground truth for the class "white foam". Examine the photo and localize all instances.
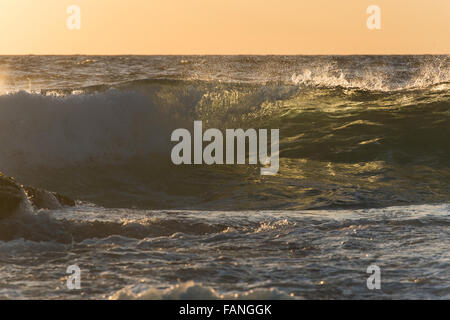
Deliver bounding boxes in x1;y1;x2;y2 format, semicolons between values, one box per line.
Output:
291;59;450;91
109;281;296;300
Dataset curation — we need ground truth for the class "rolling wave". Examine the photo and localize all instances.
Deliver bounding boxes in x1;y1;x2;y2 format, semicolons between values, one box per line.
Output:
0;77;448;210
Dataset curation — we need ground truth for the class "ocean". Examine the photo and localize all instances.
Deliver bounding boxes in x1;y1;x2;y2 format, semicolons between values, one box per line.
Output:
0;55;448;299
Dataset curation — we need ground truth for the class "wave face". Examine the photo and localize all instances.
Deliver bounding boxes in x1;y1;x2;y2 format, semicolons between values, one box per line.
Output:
0;55;449;210
0;55;449;300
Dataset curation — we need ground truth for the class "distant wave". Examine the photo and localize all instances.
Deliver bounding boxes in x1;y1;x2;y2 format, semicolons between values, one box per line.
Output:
290;59;450;91
1;55;449;94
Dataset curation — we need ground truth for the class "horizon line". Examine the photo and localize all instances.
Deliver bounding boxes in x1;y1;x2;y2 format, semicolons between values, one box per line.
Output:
0;53;449;56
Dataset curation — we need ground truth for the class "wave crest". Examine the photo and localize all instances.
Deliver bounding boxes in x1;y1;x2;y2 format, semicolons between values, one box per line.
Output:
109;281;296;300
291;58;450;91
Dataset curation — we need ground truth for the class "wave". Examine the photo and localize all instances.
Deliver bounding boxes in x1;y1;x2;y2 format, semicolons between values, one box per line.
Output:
290;58;450;91
0;201;448;299
0;203;301;243
109;281;295;300
0;78;448;167
2;55;449;94
0;78;448;210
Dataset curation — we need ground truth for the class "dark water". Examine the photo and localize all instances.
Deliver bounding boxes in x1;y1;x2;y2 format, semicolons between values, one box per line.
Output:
0;55;448;299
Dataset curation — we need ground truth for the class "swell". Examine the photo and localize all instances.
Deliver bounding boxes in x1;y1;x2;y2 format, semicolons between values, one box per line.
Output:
0;79;448;210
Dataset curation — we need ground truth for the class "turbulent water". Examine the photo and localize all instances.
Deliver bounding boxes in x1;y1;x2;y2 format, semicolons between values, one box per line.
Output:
0;55;448;299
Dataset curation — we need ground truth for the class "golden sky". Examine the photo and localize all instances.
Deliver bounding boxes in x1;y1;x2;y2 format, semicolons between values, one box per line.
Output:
0;0;448;54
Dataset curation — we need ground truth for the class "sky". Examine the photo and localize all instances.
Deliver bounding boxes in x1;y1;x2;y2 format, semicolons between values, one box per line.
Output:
0;0;448;55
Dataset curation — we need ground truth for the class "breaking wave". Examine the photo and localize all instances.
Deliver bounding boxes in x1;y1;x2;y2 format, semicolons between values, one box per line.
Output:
109;281;295;300
0;74;448;210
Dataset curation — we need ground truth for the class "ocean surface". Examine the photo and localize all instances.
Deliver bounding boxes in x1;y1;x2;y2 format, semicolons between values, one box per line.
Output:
0;55;448;299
